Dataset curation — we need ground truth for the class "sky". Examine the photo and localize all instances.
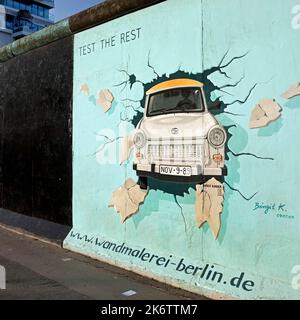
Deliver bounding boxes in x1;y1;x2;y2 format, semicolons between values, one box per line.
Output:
53;0;104;22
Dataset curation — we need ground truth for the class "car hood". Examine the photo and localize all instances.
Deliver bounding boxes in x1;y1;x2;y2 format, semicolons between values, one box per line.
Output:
139;112;218;139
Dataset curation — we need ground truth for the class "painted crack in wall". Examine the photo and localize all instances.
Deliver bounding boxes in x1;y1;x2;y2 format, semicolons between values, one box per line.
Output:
77;48;283;239
92;50;277;238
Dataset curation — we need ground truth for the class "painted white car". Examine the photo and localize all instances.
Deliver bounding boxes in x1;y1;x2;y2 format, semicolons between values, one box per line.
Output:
133;79;227;189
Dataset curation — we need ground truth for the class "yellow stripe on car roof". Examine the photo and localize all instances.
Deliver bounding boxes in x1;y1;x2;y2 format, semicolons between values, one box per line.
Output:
146;79;204;95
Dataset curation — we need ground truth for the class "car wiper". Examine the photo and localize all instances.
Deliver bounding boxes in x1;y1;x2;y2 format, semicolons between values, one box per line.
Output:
149;106;200;116
148;107;178;116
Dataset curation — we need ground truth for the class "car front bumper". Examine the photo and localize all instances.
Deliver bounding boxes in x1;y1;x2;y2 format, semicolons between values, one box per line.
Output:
133;163;227;183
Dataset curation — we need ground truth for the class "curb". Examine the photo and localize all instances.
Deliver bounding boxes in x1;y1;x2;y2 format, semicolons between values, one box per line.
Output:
0;208;71;247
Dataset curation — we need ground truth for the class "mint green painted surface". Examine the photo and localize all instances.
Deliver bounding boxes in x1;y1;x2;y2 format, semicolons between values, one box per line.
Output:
64;0;300;299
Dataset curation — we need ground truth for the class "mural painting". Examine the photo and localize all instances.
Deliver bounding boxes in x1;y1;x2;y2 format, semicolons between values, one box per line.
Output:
65;0;300;299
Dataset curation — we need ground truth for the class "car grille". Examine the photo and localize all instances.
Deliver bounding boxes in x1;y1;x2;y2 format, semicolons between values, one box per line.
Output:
148;143;202;161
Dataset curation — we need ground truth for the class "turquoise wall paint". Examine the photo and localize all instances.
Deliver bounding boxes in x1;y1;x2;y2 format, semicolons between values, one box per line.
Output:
64;0;300;299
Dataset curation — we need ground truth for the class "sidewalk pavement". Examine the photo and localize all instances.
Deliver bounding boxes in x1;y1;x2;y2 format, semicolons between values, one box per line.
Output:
0;225;206;300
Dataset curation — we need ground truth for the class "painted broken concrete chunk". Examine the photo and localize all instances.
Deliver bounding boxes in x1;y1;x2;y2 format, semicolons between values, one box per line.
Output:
119;135;134;165
80;83;90;96
281;83;300;99
108;178;148;223
249;99;282;129
97;89;114;112
195;178;224;239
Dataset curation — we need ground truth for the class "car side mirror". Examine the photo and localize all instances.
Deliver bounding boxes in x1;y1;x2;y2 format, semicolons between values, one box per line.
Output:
208;100;222;110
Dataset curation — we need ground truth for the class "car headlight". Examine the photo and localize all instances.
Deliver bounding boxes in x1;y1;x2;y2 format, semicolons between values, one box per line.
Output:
208;126;226;148
133;130;147;149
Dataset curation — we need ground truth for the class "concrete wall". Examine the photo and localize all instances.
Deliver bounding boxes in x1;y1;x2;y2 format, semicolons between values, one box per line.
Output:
64;0;300;299
0;35;73;225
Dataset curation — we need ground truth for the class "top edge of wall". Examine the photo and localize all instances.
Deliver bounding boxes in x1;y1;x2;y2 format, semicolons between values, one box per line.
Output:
0;0;165;63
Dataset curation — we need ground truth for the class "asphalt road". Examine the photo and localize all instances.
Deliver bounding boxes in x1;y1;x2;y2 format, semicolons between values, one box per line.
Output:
0;226;204;300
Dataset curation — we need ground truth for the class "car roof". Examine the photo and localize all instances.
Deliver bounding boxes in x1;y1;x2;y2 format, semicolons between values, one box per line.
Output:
146;79;204;95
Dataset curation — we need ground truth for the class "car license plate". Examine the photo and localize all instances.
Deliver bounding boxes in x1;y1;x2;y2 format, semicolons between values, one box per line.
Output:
159;165;192;177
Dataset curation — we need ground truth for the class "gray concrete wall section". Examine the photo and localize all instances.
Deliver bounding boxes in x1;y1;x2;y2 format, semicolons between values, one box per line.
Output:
0;35;73;225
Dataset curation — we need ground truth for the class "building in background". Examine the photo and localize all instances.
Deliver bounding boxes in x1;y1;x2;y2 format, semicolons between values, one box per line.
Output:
0;0;54;47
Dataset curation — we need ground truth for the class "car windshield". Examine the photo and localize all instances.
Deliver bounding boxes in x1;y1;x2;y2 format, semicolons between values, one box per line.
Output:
147;87;204;116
